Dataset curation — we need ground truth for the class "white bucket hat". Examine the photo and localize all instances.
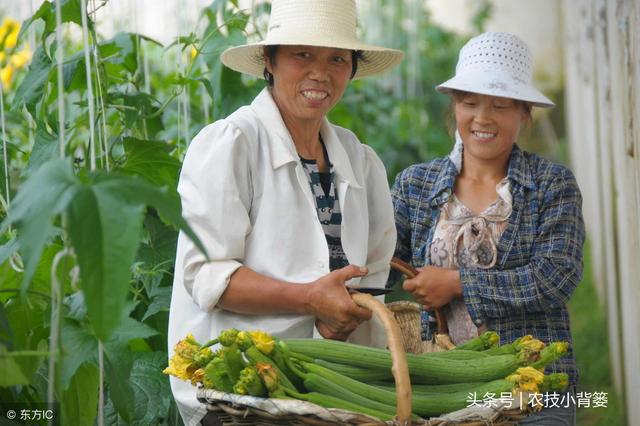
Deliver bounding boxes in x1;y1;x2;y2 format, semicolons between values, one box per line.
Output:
436;32;554;108
220;0;403;80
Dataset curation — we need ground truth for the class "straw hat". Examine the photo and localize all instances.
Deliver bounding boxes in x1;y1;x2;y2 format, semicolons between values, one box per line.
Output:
436;32;554;108
220;0;403;79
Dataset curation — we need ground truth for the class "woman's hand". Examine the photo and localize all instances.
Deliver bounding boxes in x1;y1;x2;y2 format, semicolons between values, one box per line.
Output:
402;266;463;310
307;265;372;341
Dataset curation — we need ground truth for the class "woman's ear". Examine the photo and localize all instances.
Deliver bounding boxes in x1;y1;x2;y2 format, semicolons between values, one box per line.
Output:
264;51;273;74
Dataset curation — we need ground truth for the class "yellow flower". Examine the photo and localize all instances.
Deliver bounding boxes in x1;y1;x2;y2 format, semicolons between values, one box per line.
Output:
174;333;201;359
249;330;275;355
163;334;204;381
0;18;20;50
190;368;205;385
10;46;31;69
163;353;195;381
1;65;14;90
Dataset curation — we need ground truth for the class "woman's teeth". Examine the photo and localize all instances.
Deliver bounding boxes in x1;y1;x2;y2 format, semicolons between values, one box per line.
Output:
472;131;496;139
302;91;328;100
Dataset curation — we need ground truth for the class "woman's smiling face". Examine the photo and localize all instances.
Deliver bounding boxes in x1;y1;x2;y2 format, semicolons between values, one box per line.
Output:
265;45;353;126
454;92;529;164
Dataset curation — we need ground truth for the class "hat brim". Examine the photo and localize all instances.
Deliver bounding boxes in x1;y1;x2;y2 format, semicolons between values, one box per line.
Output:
221;41;403;80
436;70;554;108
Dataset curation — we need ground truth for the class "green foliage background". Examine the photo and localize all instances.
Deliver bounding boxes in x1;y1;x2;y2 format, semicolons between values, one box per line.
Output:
0;1;577;425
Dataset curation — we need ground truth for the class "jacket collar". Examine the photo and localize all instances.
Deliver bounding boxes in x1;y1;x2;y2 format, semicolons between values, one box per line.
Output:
506;145;536;190
428;144;535;206
250;88;361;189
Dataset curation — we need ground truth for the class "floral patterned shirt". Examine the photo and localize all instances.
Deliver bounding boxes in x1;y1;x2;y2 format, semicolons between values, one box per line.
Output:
430;179;511;344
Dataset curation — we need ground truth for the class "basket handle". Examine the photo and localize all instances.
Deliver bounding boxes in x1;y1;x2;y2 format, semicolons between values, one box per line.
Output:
351;292;412;425
390;257;449;335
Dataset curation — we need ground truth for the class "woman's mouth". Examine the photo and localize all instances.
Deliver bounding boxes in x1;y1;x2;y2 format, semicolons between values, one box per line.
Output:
301;90;328;101
472;130;497;139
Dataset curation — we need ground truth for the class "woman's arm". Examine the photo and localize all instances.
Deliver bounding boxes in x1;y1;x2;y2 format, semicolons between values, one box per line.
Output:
460;166;585;321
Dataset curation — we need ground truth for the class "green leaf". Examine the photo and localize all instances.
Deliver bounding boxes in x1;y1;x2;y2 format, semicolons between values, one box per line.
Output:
66;183;145;341
26;128;59;177
120;138;181;188
60;319;98;389
92;174;208;259
137;214;178;271
110;317;158;345
104;352;172;425
0;345;30;386
0;238;18;265
1;158;78;291
13;46;53;112
104;342;135;422
142;286;171;321
61;363;99;426
2;296;48;379
0;303;11;348
19;0;91;44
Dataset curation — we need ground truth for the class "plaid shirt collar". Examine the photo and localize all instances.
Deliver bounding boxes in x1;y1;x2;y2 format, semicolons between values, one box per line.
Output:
428;144;536;207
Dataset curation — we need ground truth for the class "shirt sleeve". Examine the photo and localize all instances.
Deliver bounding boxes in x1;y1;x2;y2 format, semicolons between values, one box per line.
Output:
358;144;396;289
177;121;253;312
460;167;585;321
387;167;414;286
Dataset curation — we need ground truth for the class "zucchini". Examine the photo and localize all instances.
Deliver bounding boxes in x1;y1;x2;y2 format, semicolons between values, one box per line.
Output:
285;338;523;384
303;373;399;418
314;359;393;382
453;331;499;351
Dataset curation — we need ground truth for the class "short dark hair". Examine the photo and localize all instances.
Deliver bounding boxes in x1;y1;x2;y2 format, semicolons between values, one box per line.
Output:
262;46;364;87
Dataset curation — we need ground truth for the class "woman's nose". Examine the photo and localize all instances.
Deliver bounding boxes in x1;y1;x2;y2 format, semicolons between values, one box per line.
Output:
309;61;330;81
474;105;492;123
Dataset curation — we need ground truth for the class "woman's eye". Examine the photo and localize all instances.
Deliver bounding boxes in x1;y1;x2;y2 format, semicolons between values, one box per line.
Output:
463;101;476;107
295;52;311;59
333;56;346;63
495;104;509;109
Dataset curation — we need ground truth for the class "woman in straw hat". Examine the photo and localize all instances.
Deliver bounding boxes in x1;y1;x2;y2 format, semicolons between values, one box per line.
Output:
392;32;584;424
168;0;402;424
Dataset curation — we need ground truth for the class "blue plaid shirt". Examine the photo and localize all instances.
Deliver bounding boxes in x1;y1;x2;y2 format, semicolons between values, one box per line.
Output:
391;145;585;385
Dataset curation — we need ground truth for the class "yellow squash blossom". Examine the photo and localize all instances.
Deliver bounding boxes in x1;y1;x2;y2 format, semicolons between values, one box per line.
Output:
163;352;196;381
249;330;275;355
1;65;13;90
10;47;31;69
0;18;20;50
163;334;203;381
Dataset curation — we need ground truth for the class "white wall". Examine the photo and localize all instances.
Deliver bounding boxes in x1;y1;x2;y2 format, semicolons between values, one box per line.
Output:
563;0;640;423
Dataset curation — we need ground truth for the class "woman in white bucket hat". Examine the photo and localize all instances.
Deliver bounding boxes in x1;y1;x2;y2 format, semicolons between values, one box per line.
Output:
391;32;584;424
167;1;402;424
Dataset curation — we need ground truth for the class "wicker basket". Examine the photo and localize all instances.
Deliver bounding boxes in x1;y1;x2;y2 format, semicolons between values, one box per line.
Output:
197;259;529;425
387;258;455;354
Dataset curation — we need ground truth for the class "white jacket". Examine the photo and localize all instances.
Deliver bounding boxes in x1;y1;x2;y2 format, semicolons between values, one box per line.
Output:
168;88;396;425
